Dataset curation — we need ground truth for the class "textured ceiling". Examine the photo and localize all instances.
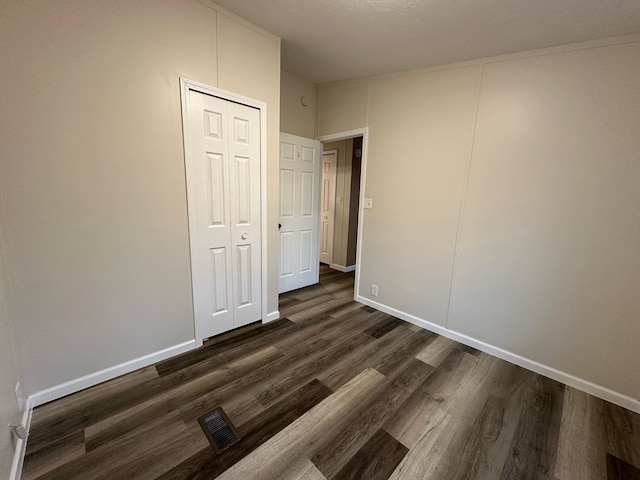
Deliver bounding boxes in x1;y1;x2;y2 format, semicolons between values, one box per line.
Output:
213;0;640;84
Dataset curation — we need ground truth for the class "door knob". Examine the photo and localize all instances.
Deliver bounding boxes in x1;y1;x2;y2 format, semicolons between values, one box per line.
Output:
241;233;248;240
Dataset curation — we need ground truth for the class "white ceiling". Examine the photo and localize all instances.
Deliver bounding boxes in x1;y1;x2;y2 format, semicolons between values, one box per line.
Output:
213;0;640;84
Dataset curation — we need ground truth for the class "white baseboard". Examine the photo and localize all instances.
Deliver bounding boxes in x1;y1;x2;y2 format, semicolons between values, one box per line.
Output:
28;340;196;409
264;310;280;323
9;398;33;480
357;295;640;414
11;340;196;478
330;264;356;273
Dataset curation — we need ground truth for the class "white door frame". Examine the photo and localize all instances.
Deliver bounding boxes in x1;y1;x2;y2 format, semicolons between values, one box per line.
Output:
318;128;369;302
180;78;269;346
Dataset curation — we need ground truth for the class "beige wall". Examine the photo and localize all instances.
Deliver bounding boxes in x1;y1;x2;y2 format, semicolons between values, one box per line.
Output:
281;71;317;139
318;80;370;137
448;43;640;399
318;39;640;402
0;247;22;479
0;0;280;406
364;66;482;324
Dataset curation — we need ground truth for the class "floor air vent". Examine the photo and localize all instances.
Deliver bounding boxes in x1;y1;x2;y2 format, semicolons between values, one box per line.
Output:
198;407;241;453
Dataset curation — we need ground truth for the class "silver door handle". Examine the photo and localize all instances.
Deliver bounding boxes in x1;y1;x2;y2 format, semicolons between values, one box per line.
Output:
241;233;248;240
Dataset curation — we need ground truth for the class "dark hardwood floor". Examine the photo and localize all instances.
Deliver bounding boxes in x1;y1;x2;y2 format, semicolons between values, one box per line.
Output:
22;266;640;479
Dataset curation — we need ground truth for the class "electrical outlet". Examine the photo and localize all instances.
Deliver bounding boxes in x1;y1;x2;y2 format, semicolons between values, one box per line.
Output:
371;284;379;297
15;382;25;411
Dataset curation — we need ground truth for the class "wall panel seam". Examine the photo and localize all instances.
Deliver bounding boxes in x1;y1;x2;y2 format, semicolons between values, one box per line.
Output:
445;64;486;329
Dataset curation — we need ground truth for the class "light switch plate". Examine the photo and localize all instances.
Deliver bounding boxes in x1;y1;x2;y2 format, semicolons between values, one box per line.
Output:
363;198;373;209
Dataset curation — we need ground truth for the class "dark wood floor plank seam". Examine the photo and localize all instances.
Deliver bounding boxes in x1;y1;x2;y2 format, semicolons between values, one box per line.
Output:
155;318;297;376
157;379;333;480
82;346;284;452
26;366;160;454
212;368;387;480
287;296;357;323
499;376;565;480
29;345;284;448
374;329;437;376
271;307;373;352
363;316;406;339
36;419;191;480
311;358;434;478
318;326;417;391
418;359;533;479
256;331;375;407
332;428;409;480
177;336;336;423
279;293;337;318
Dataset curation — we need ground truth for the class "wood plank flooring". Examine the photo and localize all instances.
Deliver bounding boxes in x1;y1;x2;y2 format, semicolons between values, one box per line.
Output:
22;265;640;479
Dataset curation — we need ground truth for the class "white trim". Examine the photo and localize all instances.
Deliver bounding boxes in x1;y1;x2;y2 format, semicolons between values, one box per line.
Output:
318;128;369;304
356;295;640;414
10;340;196;478
9;399;32;480
264;310;280;323
318;128;367;144
179;78;270;343
258;98;269;332
28;340;196;409
329;263;356;273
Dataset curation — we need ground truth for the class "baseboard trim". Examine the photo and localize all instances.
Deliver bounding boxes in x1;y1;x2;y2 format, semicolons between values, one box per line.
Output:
329;264;356;273
356;295;640;414
264;310;280;323
28;340;196;409
9;398;33;480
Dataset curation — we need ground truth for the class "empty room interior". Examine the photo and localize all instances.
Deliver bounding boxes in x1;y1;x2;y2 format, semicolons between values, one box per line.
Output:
2;1;640;479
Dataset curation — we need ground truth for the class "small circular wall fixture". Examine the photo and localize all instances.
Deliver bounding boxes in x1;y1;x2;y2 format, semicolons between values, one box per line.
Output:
300;96;309;107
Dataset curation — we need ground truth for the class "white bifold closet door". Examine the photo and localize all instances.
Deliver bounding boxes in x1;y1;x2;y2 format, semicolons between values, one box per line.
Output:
186;90;261;340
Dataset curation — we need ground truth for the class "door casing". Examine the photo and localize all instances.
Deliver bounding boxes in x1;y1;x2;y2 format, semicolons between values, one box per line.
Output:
180;78;269;346
318;128;369;302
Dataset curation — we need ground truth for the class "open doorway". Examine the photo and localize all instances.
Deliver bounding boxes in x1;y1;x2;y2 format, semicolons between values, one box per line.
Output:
277;128;368;315
320;136;363;275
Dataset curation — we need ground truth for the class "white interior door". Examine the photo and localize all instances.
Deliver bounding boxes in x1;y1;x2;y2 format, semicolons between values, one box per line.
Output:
320;150;337;265
279;133;322;293
185;89;262;340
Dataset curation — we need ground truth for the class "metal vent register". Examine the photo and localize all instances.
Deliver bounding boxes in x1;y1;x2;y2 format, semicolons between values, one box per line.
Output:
198;407;241;453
